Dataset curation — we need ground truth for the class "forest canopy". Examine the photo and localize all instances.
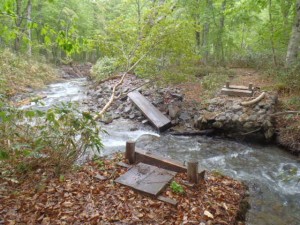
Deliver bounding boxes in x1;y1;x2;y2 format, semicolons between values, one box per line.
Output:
0;0;299;72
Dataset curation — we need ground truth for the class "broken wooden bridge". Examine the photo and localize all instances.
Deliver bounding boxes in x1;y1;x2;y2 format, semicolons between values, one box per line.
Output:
128;91;171;132
114;140;205;205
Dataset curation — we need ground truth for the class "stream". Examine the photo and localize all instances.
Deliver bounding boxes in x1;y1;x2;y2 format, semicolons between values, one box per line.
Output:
22;78;300;225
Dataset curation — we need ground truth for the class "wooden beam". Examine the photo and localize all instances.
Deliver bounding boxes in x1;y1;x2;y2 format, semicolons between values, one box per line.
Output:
128;91;172;132
125;140;136;164
135;148;205;181
221;88;253;97
157;195;178;206
135;148;186;172
187;161;199;184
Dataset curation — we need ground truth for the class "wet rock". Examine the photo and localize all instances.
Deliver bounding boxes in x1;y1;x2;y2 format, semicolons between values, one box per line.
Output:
129;114;135;119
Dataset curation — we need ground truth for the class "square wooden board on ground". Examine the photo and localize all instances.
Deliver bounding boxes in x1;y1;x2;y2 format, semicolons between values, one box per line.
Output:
115;162;177;196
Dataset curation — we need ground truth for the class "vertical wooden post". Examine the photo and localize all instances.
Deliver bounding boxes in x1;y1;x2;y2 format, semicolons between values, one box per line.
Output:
248;83;253;91
187;160;199;184
125;140;136;164
226;81;230;89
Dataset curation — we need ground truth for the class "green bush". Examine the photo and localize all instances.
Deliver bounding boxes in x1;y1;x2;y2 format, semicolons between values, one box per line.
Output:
91;56;120;81
0;102;102;176
201;73;229;93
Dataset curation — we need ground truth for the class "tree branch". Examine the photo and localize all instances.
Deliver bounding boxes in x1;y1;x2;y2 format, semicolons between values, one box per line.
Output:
93;52;148;120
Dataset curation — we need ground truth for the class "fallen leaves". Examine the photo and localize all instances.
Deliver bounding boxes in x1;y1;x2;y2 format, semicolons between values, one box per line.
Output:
0;154;248;224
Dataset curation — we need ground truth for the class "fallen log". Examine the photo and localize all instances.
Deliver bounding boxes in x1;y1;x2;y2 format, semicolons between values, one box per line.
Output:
240;92;266;106
169;129;215;136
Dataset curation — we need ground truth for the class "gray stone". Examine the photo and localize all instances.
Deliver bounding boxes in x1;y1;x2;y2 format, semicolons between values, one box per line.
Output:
232;104;242;111
243;122;254;128
249;115;258;121
129;114;135;119
217;116;226;122
212;121;223;128
232;114;239;122
257;109;266;115
170;93;183;101
179;111;190;121
124;105;132;113
168;104;180;119
239;114;249;123
153;98;164;106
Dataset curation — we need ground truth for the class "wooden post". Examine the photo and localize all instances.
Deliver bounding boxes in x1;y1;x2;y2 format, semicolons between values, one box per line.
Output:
226;81;230;89
248;83;253;91
125;140;136;164
187;160;199;184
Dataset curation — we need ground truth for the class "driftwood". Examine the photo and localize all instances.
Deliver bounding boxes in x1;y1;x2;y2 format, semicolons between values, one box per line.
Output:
241;128;261;136
240;92;266;106
169;129;215;136
270;111;300;117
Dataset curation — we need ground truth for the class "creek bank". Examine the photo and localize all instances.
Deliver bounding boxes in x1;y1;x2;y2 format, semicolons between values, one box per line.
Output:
86;74;281;143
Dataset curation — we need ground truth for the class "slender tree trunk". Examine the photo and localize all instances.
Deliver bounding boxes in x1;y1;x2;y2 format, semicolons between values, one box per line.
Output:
269;0;277;66
195;20;201;50
14;0;23;52
215;0;226;64
286;0;300;67
27;0;32;56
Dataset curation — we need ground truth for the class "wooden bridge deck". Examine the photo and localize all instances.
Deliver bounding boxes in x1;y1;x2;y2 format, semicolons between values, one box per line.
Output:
128;91;171;132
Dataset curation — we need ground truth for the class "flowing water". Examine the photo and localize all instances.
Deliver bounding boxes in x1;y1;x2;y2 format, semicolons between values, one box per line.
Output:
23;78;300;225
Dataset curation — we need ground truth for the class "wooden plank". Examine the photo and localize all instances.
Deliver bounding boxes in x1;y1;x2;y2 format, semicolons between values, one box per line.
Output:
135;148;206;180
116;162;132;168
135;148;186;172
221;88;253;97
128;91;171;132
223;85;250;90
157;195;178;206
115;163;176;197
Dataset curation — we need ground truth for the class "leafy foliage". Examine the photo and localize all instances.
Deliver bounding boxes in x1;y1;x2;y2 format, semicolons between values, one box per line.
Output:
170;181;185;194
91;56;121;81
0;102;102;175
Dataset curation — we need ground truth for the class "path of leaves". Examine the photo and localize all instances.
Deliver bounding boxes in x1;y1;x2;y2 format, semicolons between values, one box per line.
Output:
0;154;247;224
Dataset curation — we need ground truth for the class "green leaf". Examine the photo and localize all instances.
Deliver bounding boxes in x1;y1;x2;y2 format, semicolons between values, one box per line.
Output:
0;150;9;160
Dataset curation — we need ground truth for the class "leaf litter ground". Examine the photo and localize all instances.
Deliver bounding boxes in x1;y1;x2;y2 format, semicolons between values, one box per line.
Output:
0;153;247;224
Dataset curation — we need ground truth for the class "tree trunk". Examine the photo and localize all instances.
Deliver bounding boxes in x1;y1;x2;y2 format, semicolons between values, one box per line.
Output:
286;0;300;67
269;0;277;66
14;0;23;52
27;0;32;56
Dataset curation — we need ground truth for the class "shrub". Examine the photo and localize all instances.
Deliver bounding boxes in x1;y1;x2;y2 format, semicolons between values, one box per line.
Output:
0;102;102;176
170;181;185;194
91;56;120;81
